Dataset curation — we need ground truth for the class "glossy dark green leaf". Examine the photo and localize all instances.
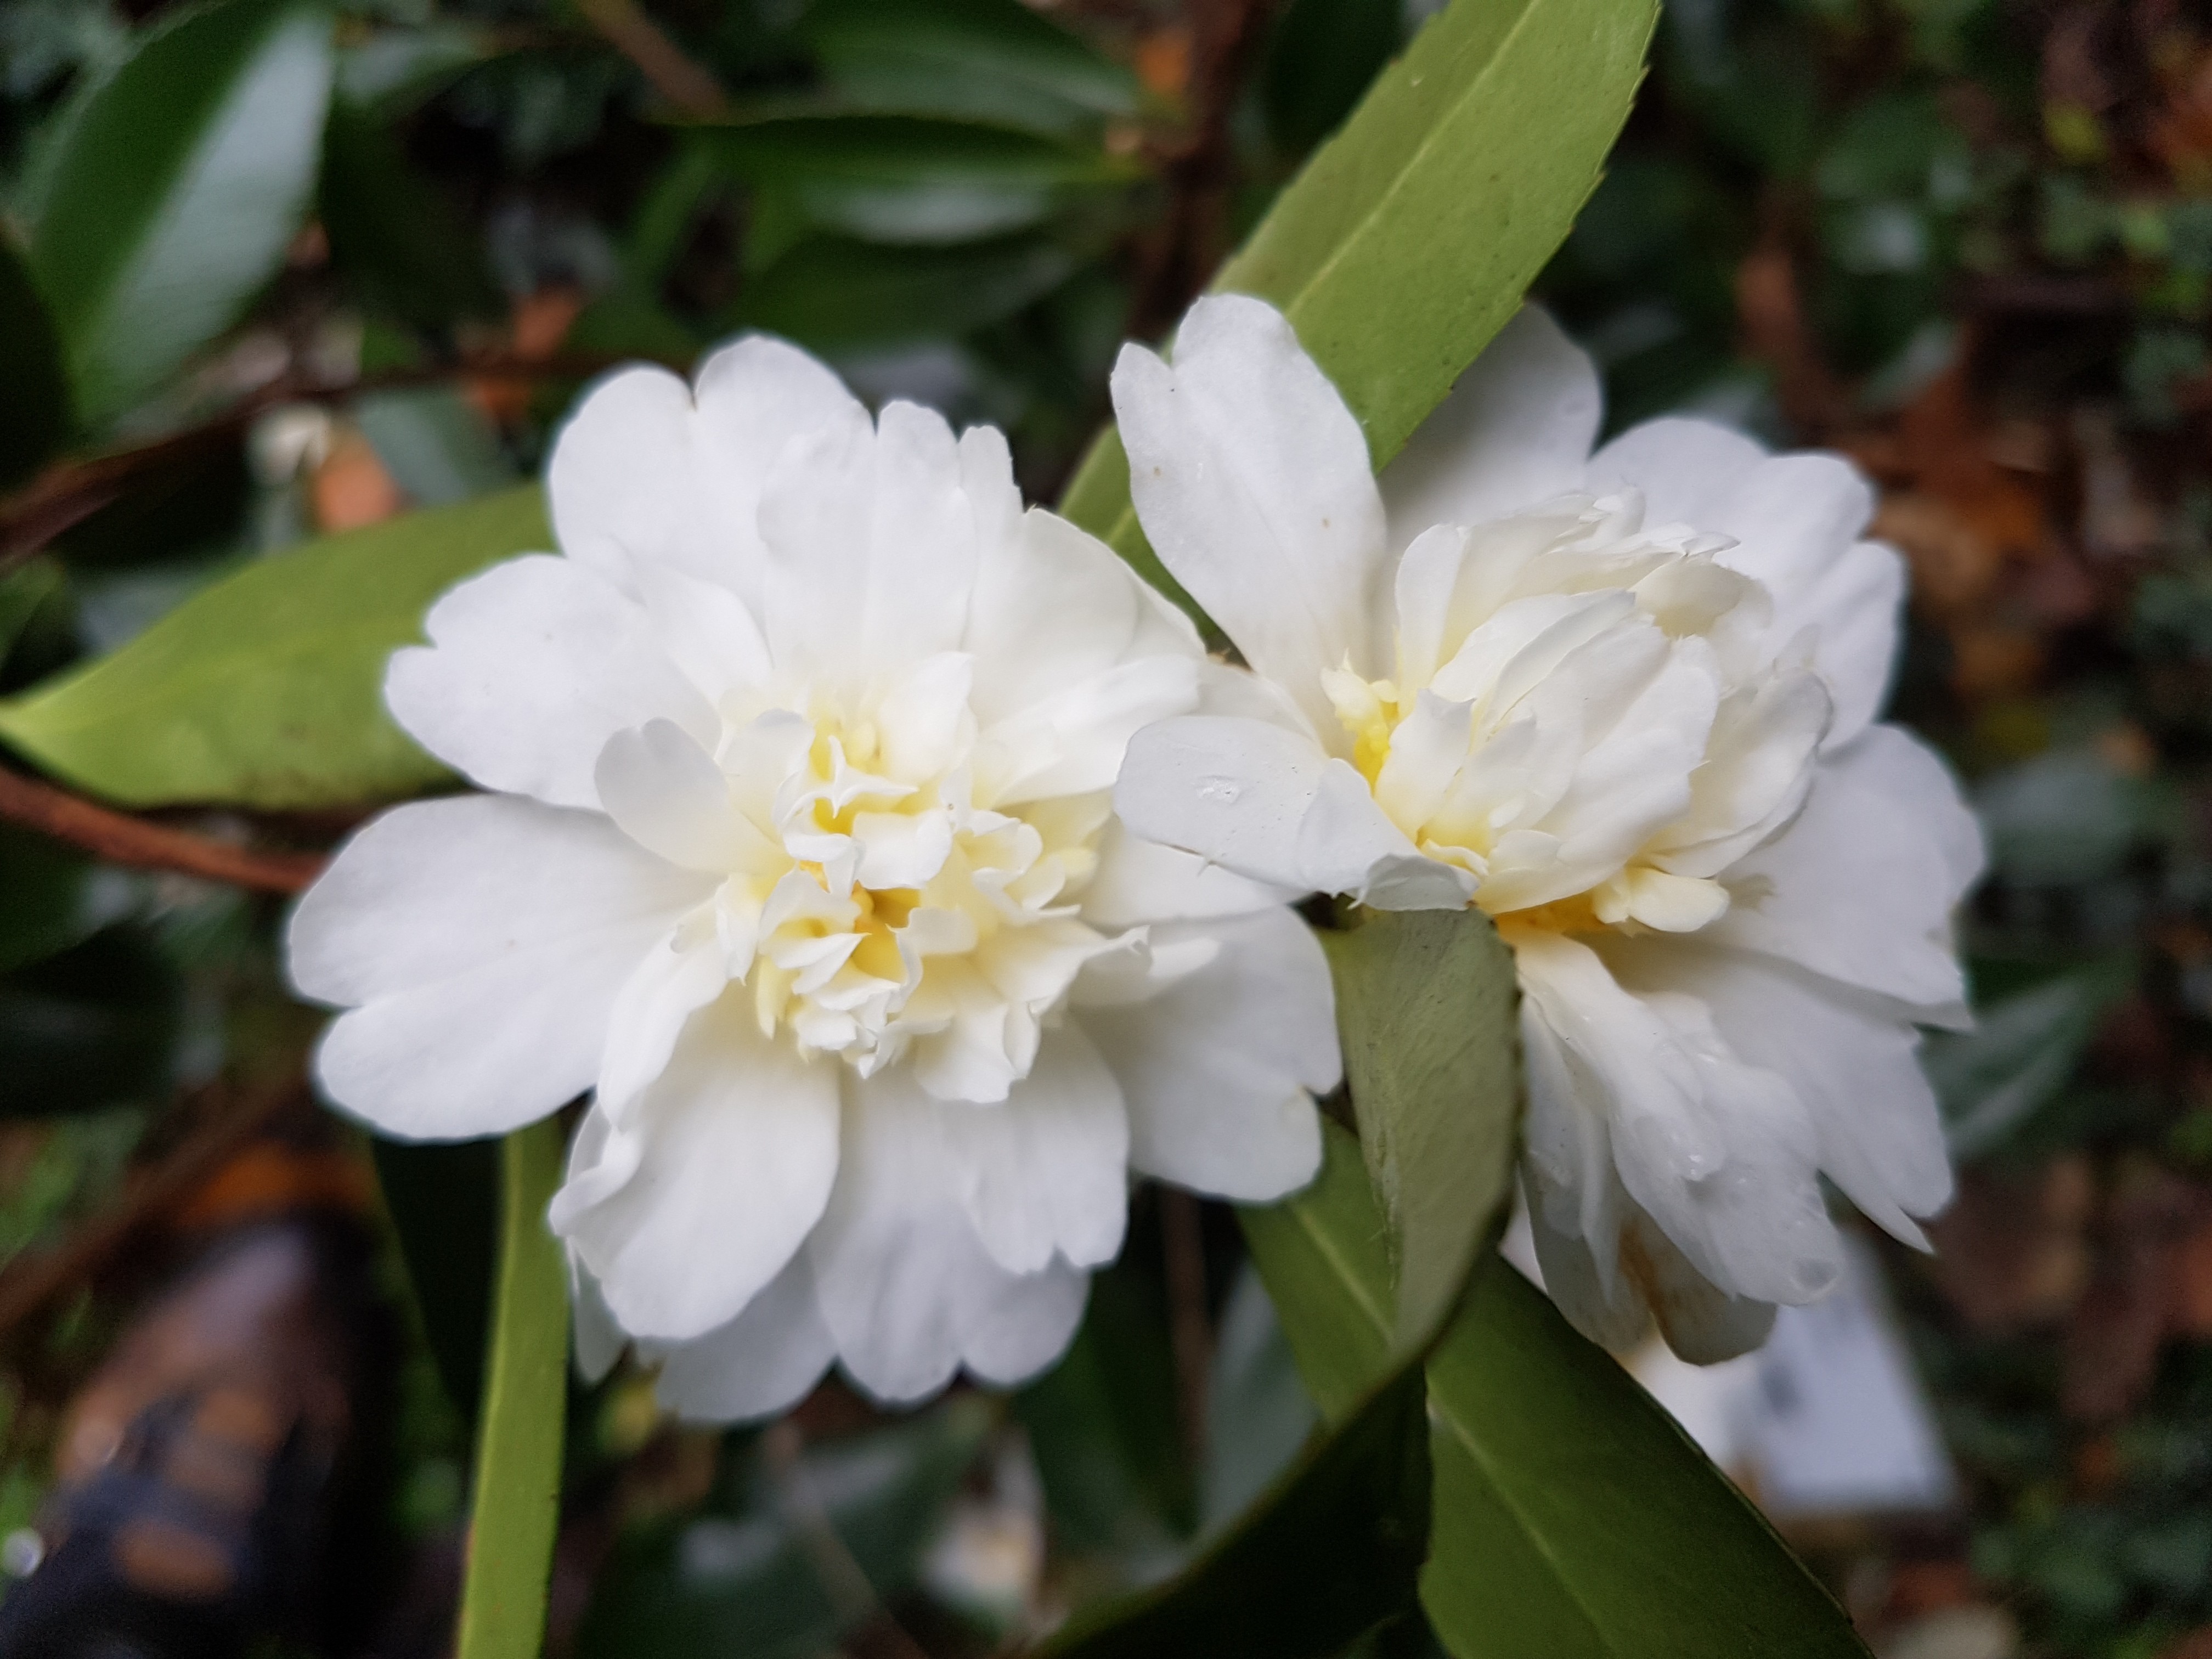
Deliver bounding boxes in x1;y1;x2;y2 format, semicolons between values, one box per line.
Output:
374;1136;500;1423
705;115;1133;246
1322;907;1520;1351
1263;0;1404;157
320;98;501;328
455;1121;571;1659
0;486;551;808
0;925;180;1117
578;1400;992;1659
1420;1262;1869;1658
1246;1123;1871;1659
29;0;335;424
800;0;1141;137
1036;1364;1430;1659
1057;0;1656;595
0;229;70;489
737;235;1077;348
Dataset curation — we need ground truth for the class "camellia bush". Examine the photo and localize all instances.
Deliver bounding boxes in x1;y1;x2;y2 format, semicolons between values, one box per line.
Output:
0;0;1999;1652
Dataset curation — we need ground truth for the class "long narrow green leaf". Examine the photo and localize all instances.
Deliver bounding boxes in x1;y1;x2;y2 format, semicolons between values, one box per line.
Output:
1245;1124;1873;1658
1322;908;1520;1351
1055;0;1656;597
455;1120;571;1659
0;486;550;808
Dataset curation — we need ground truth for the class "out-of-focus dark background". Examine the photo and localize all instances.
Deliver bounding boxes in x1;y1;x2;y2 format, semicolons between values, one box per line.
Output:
1;0;2210;1652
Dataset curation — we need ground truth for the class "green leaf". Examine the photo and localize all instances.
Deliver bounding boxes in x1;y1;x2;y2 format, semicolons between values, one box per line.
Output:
0;486;551;808
0;925;180;1117
578;1401;992;1658
1322;907;1520;1351
1036;1363;1430;1659
799;0;1141;137
736;234;1077;348
1420;1262;1869;1658
0;229;70;488
706;115;1132;246
374;1136;500;1424
1056;0;1656;589
455;1120;571;1659
28;0;335;425
1199;1264;1319;1534
320;98;502;329
1247;1123;1871;1659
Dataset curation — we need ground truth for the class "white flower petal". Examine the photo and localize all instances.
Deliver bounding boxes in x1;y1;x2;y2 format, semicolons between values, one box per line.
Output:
596;719;763;872
1111;294;1389;734
979;654;1198;806
1379;306;1600;554
966;507;1203;726
939;1026;1128;1274
557;995;840;1340
549;338;861;603
1076;909;1331;1201
647;1249;837;1423
1585;415;1767;529
807;1069;1086;1402
1611;938;1951;1248
1706;724;1982;1014
386;555;715;810
290;797;710;1139
1080;819;1295;929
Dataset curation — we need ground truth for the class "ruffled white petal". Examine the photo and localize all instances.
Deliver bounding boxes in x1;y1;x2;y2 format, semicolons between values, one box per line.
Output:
1111;294;1390;737
647;1250;837;1423
290;797;710;1139
386;555;715;810
1080;819;1295;929
1706;724;1982;1015
548;337;862;604
938;1026;1129;1275
1114;714;1472;907
554;994;842;1341
1074;908;1332;1201
806;1068;1089;1403
1379;306;1600;554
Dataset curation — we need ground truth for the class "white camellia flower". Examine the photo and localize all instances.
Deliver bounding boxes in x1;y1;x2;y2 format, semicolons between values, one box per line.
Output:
286;336;1336;1417
1109;295;1982;1363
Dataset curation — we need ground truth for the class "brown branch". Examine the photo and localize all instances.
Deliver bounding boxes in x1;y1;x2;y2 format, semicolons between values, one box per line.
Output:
0;1078;308;1342
574;0;730;119
1128;0;1284;339
0;766;325;894
760;1419;933;1659
0;351;657;573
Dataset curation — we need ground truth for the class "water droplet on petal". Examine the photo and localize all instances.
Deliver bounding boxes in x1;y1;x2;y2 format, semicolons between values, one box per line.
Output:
1196;776;1242;805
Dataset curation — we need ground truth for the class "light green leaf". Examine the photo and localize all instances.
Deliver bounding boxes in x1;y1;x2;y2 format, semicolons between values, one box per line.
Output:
1322;907;1520;1350
0;229;70;488
799;0;1141;137
0;487;550;808
1056;0;1656;594
1927;961;2134;1157
455;1120;570;1659
1246;1123;1872;1659
29;0;335;425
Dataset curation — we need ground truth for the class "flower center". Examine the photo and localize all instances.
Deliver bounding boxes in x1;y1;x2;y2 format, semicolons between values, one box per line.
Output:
1316;493;1816;944
622;654;1120;1104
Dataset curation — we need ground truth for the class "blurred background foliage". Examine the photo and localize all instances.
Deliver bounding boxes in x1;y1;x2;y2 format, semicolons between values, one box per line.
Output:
2;0;2212;1651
